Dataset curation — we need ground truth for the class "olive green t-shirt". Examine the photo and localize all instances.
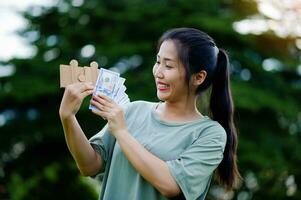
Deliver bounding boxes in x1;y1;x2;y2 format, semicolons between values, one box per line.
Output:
89;101;226;200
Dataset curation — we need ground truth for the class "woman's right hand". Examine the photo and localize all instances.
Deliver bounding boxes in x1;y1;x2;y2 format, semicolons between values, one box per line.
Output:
59;82;94;119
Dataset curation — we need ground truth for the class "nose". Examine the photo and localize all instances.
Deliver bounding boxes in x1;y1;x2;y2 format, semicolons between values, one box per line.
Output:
154;65;164;79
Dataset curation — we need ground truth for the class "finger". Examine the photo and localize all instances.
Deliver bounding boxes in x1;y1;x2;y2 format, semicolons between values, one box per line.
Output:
98;93;114;104
79;82;94;92
97;94;117;108
90;99;111;112
93;95;114;108
80;89;94;99
91;108;109;119
69;82;91;89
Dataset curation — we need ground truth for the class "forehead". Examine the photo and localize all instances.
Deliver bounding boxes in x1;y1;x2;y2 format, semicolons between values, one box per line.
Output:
157;40;178;61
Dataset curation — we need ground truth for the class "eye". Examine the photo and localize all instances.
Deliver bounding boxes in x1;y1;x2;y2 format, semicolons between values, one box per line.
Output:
166;65;173;69
155;60;160;65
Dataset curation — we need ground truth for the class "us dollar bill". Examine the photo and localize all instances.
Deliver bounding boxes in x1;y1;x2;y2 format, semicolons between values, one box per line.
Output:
89;68;120;110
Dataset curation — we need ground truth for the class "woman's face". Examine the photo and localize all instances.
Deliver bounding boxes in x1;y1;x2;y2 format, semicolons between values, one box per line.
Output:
153;40;190;103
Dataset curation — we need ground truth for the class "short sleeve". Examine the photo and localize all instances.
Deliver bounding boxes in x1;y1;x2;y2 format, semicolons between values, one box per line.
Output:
166;126;227;200
89;124;111;177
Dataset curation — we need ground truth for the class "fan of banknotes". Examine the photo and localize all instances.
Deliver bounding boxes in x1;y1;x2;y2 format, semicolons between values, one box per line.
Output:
89;68;130;110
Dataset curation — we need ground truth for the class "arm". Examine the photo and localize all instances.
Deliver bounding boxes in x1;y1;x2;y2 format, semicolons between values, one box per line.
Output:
60;115;102;176
116;130;181;197
90;94;181;197
59;82;102;176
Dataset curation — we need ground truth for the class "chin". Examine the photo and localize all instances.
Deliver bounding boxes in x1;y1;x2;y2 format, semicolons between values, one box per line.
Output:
157;91;169;101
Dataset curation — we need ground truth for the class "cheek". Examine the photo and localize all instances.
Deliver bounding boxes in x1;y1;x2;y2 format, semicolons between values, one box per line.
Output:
174;75;188;90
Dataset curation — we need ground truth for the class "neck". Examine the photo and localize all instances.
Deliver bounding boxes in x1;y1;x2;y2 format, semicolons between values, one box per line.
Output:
158;96;202;121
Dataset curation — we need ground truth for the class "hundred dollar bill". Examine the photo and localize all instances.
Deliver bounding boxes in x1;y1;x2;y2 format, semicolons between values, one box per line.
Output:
89;68;120;110
113;77;125;100
115;85;127;103
118;93;130;105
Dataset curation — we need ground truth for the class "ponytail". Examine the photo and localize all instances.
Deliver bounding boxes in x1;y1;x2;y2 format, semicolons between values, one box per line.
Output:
210;49;240;189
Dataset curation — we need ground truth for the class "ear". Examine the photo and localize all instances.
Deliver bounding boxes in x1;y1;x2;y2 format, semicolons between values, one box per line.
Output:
192;70;207;86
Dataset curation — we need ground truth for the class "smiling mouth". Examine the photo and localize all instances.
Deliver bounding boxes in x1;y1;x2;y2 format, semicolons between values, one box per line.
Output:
157;82;170;91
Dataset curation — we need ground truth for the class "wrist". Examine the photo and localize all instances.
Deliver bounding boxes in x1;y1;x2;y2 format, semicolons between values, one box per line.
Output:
59;112;75;121
115;129;129;140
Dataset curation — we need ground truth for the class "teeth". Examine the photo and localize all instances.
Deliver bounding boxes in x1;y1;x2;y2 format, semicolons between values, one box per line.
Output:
158;84;169;89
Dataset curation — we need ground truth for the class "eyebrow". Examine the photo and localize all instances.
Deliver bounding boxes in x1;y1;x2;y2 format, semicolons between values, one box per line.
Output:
157;54;176;62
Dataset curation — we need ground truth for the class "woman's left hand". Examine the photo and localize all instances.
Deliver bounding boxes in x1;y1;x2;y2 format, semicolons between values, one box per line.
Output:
90;93;127;137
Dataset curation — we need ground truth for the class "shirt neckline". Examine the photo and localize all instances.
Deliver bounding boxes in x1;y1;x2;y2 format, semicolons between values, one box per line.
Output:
151;102;209;126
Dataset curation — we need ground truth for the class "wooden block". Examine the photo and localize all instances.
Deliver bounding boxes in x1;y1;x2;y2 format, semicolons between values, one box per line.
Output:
84;66;91;83
60;64;72;88
90;61;99;85
59;59;100;88
70;59;78;83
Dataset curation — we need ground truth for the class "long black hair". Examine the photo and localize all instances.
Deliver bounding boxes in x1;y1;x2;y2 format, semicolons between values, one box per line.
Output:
158;28;240;189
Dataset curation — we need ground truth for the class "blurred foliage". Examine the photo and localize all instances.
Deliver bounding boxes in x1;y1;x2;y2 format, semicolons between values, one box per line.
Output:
0;0;300;199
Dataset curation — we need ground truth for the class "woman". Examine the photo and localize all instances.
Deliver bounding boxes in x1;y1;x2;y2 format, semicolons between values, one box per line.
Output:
59;28;240;200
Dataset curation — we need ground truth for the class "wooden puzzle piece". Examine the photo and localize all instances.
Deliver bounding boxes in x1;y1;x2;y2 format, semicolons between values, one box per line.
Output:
60;59;99;88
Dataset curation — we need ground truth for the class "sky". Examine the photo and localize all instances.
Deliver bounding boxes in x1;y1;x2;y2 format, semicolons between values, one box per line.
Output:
233;0;301;48
0;0;56;61
0;0;56;77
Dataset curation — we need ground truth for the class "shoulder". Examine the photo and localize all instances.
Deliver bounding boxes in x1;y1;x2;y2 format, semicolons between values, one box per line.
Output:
198;118;227;149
